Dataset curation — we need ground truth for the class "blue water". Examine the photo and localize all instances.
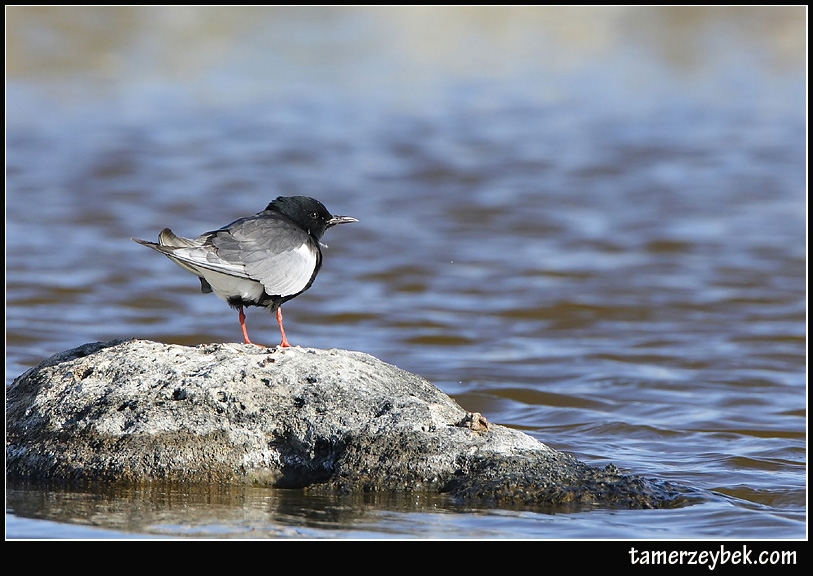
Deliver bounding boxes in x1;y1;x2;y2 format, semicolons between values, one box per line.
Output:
5;6;807;540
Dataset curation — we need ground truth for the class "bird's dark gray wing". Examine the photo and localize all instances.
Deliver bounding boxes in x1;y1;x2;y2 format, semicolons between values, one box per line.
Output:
211;214;320;297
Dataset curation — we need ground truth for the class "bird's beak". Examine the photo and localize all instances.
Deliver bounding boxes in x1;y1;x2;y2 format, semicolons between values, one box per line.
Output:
328;215;358;227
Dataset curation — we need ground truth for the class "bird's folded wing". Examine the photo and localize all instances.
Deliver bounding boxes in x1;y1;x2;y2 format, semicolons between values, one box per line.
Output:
245;245;318;296
152;244;249;278
211;218;319;297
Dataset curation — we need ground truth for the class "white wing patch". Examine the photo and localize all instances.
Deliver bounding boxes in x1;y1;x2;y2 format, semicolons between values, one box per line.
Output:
250;241;318;297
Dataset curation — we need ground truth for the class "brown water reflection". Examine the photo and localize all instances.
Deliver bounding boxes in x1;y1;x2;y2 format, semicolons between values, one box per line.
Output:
6;483;468;538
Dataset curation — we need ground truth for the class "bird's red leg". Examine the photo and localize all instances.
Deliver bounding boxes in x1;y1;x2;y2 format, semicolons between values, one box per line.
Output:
276;307;291;348
238;305;263;346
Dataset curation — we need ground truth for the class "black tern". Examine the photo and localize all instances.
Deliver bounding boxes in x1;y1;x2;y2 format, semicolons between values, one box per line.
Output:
132;195;357;347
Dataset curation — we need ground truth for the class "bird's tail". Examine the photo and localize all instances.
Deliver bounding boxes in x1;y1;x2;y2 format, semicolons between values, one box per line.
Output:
132;228;199;249
158;228;200;248
131;229;209;281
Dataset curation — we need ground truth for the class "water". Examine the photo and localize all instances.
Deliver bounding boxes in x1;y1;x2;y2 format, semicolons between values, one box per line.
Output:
5;7;807;540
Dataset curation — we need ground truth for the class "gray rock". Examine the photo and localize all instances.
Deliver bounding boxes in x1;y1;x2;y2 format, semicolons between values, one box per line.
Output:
6;339;694;510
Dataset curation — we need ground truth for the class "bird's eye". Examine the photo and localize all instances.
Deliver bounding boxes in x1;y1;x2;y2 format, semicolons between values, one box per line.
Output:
309;211;319;219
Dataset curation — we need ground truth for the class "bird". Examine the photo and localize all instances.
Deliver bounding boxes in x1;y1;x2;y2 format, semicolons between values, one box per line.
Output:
132;195;357;347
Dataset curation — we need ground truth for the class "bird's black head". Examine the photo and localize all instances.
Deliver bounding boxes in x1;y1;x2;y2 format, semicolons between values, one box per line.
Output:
265;196;357;241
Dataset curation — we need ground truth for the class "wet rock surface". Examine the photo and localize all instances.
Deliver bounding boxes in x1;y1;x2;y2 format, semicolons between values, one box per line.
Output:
6;340;694;510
